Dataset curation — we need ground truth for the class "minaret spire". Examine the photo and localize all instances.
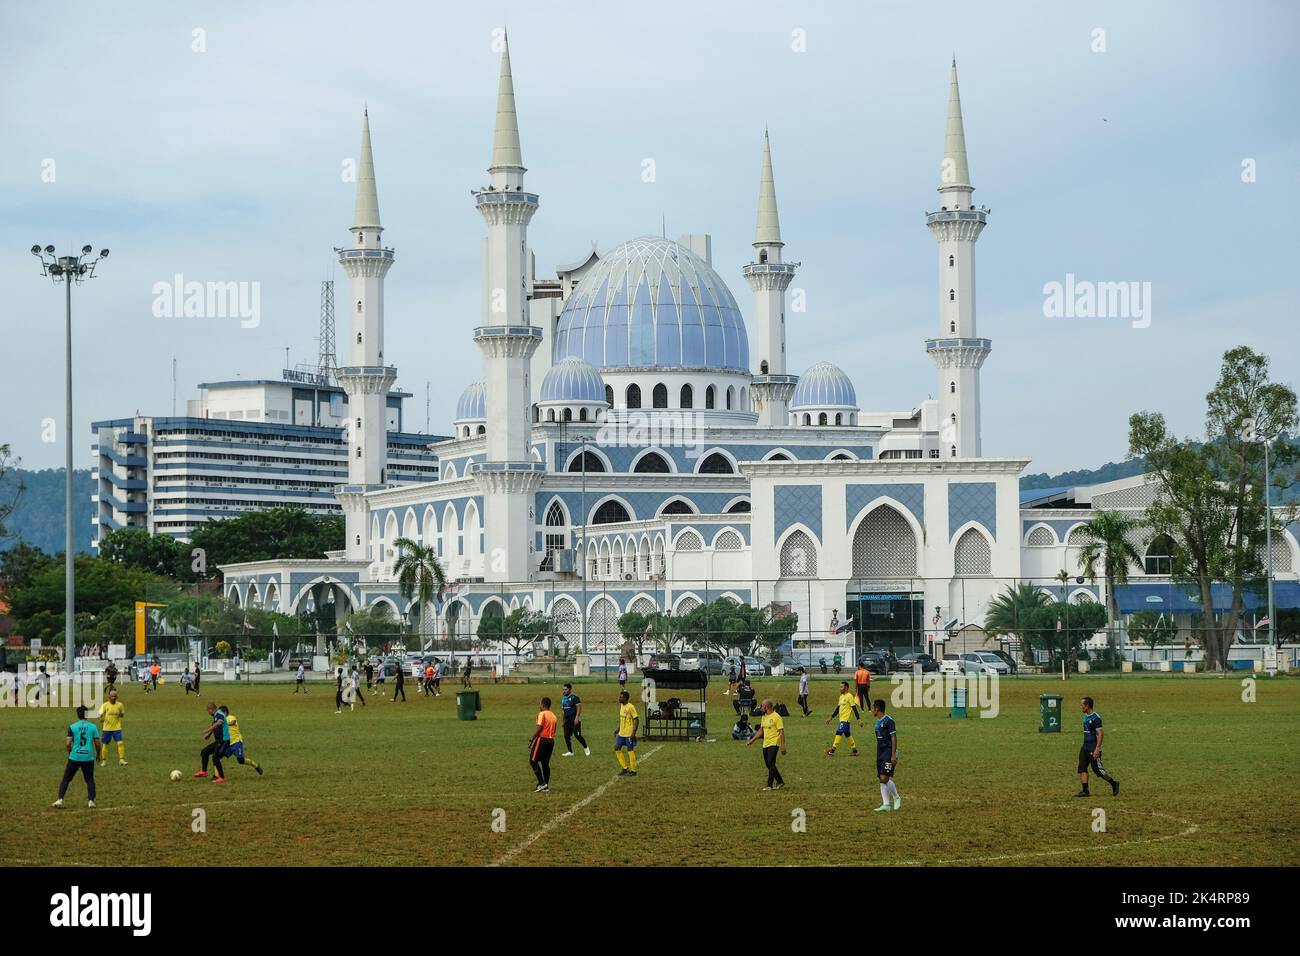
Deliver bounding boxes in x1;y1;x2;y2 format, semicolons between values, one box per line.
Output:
491;33;524;171
940;59;972;191
353;108;382;230
755;128;782;245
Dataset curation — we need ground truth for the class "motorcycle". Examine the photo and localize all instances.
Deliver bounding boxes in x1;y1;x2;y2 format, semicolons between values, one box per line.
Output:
818;657;828;675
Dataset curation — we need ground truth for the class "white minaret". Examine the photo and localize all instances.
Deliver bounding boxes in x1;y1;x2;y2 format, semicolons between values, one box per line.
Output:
744;130;799;428
471;34;544;583
925;60;990;458
336;109;396;562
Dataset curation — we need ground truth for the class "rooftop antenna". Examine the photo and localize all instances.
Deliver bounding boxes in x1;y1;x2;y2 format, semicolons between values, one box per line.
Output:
172;357;177;416
425;381;431;434
661;213;666;238
318;279;337;382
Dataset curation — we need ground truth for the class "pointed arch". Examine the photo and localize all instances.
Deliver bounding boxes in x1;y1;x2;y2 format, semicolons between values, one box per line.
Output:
673;528;704;551
658;496;697;516
850;503;920;578
953;526;992;576
589;495;633;525
778;526;818;578
1025;523;1058;547
631;448;675;473
695;448;738;474
564;447;610;473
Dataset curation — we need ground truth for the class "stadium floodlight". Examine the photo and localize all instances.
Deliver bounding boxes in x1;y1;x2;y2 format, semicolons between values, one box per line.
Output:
32;243;110;674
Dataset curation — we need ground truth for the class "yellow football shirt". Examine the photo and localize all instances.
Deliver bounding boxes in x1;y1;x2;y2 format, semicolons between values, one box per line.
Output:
836;692;857;722
618;702;638;737
99;700;125;732
761;711;784;747
225;714;243;744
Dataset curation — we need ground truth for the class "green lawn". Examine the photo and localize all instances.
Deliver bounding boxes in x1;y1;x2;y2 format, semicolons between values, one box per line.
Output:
2;673;1297;867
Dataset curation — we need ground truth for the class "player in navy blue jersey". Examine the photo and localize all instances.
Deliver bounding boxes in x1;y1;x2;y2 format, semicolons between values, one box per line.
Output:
871;699;901;812
1076;696;1119;797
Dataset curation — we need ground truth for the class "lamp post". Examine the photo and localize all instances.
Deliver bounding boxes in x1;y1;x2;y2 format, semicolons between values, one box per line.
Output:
1242;417;1277;650
32;244;109;674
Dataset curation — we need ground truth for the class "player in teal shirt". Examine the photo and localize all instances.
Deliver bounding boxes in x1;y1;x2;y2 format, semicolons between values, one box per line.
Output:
53;705;101;808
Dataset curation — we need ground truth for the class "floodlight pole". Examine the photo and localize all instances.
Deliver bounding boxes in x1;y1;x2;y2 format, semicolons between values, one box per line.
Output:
33;244;108;676
1263;438;1275;648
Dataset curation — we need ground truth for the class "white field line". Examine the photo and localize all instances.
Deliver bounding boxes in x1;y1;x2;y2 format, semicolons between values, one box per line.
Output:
490;744;664;868
887;803;1201;865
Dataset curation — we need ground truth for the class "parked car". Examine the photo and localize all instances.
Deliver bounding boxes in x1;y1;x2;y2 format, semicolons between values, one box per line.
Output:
938;654;964;676
896;652;939;673
680;650;726;675
857;651;892;675
985;649;1018;674
724;655;772;677
959;651;1010;676
644;653;681;671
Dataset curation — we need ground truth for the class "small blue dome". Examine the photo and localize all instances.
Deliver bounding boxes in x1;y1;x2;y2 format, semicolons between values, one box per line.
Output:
554;236;749;372
455;381;486;421
790;362;857;410
540;356;607;404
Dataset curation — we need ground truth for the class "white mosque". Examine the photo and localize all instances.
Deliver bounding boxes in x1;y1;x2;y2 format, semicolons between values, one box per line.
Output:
220;38;1300;663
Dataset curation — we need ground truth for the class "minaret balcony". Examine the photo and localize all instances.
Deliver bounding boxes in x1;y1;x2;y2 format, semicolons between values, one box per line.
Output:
475;189;539;226
924;208;988;225
473;325;542;359
337;248;395;262
925;337;992;369
742;262;798;278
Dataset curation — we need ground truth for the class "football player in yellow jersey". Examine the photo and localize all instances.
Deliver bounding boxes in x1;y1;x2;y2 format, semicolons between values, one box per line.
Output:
98;687;127;766
614;690;639;776
217;705;264;776
824;680;863;756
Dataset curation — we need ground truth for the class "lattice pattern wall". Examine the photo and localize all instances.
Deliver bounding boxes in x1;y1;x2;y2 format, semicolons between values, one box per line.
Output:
586;600;619;652
953;528;991;575
1269;537;1293;572
852;507;917;577
714;530;743;551
1026;525;1056;546
780;529;817;577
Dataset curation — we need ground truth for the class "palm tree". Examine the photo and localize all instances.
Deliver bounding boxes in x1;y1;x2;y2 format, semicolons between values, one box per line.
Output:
393;537;447;652
1074;511;1143;665
984;582;1054;664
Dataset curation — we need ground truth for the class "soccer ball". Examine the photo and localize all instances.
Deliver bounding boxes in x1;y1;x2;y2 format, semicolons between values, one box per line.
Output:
169;770;183;782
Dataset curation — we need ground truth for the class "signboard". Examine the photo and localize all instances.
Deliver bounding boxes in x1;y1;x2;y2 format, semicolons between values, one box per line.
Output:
1263;644;1278;675
108;644;127;660
30;638;42;652
283;368;331;386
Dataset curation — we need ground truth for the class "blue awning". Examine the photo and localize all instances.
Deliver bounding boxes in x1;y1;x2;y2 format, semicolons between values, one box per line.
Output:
1114;581;1300;614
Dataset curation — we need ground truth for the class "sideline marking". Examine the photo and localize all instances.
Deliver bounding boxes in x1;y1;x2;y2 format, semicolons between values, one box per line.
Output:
490;744;664;868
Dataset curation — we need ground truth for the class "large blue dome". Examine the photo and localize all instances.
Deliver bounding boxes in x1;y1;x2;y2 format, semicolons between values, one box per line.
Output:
455;381;486;421
554;236;749;372
540;356;606;404
791;362;858;410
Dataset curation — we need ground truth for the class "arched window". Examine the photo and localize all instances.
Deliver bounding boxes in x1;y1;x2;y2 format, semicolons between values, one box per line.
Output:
830;453;851;461
652;383;668;408
633;451;671;473
950;445;957;457
356;332;362;344
660;499;695;515
851;506;917;577
592;499;631;524
579;408;588;422
802;413;811;426
476;425;485;435
605;384;614;407
680;384;693;409
714;530;743;551
834;413;842;425
759;359;769;374
547;408;555;422
726;499;752;513
568;451;606;473
759;249;768;264
540;501;567;571
626;384;641;409
819;412;828;426
780;529;817;577
954;528;992;575
705;385;716;409
675;531;703;551
698;452;734;474
950;321;956;333
726;386;734;410
1144;534;1175;575
766;452;790;462
563;407;573;422
1026;525;1056;547
950;381;956;394
949;289;956;302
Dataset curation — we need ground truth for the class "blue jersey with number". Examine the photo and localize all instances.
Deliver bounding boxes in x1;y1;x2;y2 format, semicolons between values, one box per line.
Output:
560;692;580;717
874;714;896;755
1083;711;1102;749
68;719;100;761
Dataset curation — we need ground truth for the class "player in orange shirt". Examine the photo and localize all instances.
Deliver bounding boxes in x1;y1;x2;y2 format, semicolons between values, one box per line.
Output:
423;664;435;696
529;697;558;793
854;663;871;710
149;662;161;692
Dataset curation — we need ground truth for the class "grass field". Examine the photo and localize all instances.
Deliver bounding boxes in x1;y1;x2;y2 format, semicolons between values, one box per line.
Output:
2;673;1297;867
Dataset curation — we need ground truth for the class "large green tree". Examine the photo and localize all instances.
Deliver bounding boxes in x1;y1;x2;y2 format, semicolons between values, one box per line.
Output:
678;598;798;657
983;582;1054;663
392;537;446;649
189;507;344;575
1129;347;1297;670
99;527;191;579
478;607;552;656
1074;511;1143;665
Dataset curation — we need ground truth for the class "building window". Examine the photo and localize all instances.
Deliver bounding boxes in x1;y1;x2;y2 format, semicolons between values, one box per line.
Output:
834;413;842;425
1144;534;1175;575
680;384;693;409
818;412;828;426
949;289;955;302
954;528;991;575
780;529;817;577
626;384;641;409
633;451;671;474
660;499;694;515
653;383;668;408
950;445;957;457
604;384;614;407
802;413;811;426
950;381;956;394
714;530;743;551
698;452;734;475
568;451;606;473
726;499;751;513
579;408;588;422
1026;526;1056;547
562;407;572;422
592;500;631;524
948;254;955;267
705;385;716;409
950;322;956;333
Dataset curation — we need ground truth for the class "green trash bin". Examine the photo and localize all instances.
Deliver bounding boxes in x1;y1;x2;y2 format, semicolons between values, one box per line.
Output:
456;690;481;720
1038;693;1062;733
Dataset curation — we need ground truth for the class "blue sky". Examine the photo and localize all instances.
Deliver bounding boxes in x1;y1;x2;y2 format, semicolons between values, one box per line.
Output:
2;0;1296;473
